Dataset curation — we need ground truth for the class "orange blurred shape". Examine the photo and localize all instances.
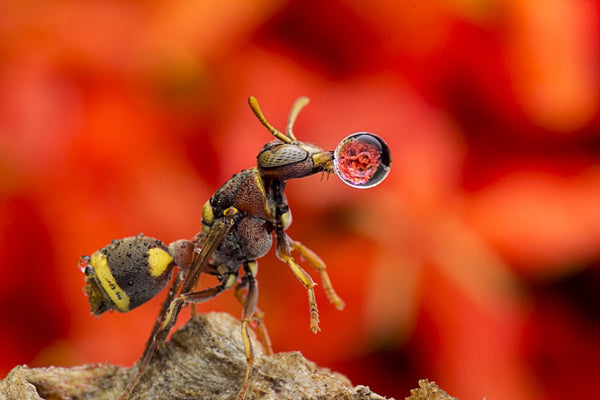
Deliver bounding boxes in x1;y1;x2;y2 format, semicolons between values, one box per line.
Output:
506;0;599;132
468;167;600;275
419;264;541;400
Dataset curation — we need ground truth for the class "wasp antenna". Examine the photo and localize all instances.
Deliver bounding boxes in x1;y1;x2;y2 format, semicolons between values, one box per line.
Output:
248;96;291;143
286;97;309;141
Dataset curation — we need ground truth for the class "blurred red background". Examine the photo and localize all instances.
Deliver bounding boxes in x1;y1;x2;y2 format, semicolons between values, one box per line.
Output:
1;1;599;399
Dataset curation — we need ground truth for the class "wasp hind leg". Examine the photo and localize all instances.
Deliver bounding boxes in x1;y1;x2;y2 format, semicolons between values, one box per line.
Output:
118;270;186;400
234;261;260;400
117;281;228;400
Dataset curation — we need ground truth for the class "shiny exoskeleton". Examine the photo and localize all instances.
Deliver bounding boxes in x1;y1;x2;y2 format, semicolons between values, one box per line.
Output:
79;96;390;400
79;235;194;315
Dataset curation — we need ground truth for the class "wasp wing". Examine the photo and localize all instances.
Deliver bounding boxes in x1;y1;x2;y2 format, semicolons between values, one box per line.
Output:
180;212;236;295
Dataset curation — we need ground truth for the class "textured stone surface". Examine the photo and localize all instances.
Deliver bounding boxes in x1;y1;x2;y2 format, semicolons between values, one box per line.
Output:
0;312;402;400
405;379;458;400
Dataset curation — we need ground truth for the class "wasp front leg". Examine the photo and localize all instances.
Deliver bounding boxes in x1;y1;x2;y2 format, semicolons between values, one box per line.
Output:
288;238;346;311
275;228;321;333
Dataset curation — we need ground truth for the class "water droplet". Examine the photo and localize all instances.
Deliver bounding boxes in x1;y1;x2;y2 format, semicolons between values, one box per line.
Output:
77;255;91;273
333;133;391;188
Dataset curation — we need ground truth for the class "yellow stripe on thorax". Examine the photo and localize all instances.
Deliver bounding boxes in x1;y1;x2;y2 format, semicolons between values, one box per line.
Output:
91;251;131;312
147;247;173;277
202;200;214;224
252;171;273;220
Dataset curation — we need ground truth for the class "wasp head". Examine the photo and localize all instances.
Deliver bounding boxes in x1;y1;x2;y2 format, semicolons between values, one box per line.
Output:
249;96;390;186
257;140;333;181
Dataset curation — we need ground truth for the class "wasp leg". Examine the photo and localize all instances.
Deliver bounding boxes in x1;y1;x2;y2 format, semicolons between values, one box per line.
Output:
118;269;186;400
176;266;257;400
288;238;346;310
164;272;257;400
235;262;259;400
143;269;186;356
234;262;273;355
275;232;321;333
120;210;237;400
117;283;227;400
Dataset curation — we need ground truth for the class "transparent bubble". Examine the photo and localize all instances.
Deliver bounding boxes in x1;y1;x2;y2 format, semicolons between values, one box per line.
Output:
77;255;91;274
333;132;391;188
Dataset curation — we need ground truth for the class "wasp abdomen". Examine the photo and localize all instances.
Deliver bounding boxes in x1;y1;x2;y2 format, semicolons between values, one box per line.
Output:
83;236;175;315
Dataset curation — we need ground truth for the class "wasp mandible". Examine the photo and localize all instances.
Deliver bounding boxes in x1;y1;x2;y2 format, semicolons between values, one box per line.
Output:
78;96;391;400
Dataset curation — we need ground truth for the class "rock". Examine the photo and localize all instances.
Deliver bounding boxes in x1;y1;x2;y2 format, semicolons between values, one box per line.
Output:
405;379;457;400
0;312;397;400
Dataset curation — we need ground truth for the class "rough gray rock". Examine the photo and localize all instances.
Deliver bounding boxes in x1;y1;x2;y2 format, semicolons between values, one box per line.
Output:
0;312;398;400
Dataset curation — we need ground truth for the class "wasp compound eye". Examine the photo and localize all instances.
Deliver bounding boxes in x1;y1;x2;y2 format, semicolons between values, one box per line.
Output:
333;132;391;188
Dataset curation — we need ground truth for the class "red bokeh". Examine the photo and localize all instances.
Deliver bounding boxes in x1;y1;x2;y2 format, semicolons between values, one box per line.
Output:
1;1;599;399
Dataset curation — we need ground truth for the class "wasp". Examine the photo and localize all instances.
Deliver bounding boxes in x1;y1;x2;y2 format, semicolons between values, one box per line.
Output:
78;96;391;399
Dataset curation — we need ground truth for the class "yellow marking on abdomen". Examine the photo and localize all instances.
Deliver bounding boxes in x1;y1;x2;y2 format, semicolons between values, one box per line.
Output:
148;247;173;277
91;251;131;313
